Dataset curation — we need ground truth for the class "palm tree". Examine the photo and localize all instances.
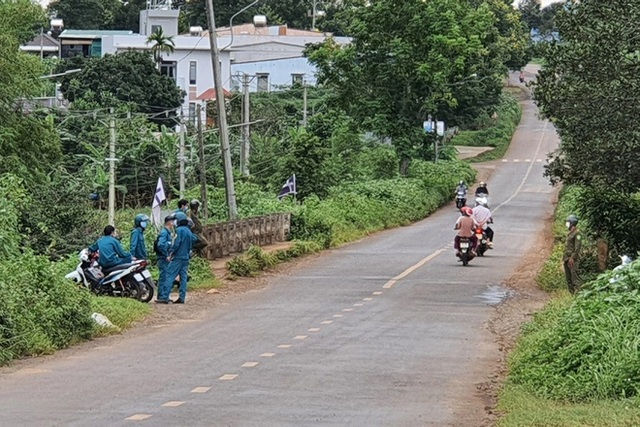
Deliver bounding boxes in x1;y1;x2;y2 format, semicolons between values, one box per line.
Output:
146;28;175;70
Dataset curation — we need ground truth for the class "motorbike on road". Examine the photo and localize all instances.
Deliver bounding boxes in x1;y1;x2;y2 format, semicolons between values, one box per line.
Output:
65;249;156;302
456;237;475;266
475;227;489;257
455;191;467;209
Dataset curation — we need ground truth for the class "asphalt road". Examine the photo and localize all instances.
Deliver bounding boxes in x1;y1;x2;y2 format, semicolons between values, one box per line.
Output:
0;85;558;427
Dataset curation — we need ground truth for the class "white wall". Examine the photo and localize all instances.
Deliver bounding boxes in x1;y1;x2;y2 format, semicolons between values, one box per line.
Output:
231;57;318;91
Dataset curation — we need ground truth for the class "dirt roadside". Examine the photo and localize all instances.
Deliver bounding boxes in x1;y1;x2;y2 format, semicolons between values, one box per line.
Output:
471;164;556;426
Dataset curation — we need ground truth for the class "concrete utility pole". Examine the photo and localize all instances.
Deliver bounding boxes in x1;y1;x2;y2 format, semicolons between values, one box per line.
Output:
108;108;116;226
205;0;238;220
240;73;251;176
196;103;209;219
178;118;186;198
302;81;308;126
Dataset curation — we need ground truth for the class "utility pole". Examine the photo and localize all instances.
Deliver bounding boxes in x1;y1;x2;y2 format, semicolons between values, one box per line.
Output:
302;81;308;126
312;0;317;30
178;118;186;198
205;0;238;220
108;108;116;226
196;104;208;219
240;73;251;176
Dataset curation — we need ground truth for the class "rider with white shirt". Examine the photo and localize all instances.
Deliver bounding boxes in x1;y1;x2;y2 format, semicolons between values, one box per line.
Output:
472;197;494;248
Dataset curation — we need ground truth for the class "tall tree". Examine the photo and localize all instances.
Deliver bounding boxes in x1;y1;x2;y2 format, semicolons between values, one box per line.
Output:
306;0;504;172
518;0;542;30
48;0;121;30
146;28;175;69
534;0;640;191
57;51;184;127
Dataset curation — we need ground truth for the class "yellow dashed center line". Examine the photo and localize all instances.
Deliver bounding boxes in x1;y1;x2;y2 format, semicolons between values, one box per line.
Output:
126;414;152;421
320;320;333;325
333;314;344;318
372;291;383;295
278;344;292;348
308;328;321;332
293;335;307;340
261;352;277;357
342;308;353;312
363;298;373;301
242;362;259;368
353;303;364;307
162;401;185;407
191;387;211;393
218;374;238;381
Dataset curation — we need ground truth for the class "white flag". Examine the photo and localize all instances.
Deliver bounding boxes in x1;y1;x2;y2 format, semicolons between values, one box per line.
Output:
277;174;297;200
151;177;166;228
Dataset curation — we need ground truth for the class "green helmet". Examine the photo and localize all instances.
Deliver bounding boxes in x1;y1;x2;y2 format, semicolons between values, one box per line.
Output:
134;213;150;229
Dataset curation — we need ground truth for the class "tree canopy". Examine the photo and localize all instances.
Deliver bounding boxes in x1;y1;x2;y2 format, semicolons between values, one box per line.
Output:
57;52;184;127
306;0;515;172
533;0;640;191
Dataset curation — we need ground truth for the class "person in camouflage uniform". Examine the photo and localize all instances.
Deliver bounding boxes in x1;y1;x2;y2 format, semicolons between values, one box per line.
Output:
188;199;209;255
563;214;582;294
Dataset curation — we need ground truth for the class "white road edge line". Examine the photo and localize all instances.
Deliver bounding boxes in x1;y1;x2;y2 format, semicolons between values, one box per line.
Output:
382;248;446;289
493;121;548;214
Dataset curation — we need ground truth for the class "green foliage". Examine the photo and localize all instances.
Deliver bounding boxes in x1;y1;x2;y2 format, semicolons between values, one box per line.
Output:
57;51;184;127
226;242;321;277
0;253;94;365
509;260;640;402
451;93;522;161
0;175;27;258
306;0;514;165
48;0;121;30
290;160;475;248
535;244;566;292
91;297;150;336
497;383;640;427
534;0;640;191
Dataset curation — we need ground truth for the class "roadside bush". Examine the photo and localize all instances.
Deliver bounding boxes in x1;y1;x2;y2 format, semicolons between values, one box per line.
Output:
0;253;94;365
452;94;522;161
290;160;475;247
510;260;640;401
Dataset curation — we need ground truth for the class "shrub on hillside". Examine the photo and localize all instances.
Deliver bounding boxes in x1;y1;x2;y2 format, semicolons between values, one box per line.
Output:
0;253;94;365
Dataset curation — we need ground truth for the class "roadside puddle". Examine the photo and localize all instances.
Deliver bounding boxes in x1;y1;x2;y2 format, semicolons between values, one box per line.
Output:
476;285;512;305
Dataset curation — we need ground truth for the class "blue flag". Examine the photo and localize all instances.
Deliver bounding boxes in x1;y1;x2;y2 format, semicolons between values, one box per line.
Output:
277;174;297;200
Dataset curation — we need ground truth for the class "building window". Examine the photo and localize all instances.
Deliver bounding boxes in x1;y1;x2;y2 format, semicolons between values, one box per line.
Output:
256;73;269;93
292;73;304;86
160;61;177;80
188;102;197;125
189;61;197;85
151;25;162;34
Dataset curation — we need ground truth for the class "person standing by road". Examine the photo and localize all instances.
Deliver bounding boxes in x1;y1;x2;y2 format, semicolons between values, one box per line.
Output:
155;214;175;304
175;199;189;214
130;214;150;260
165;212;198;304
563;214;582;294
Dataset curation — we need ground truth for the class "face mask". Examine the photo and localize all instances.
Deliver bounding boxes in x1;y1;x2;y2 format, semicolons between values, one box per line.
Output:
566;221;571;229
173;220;178;227
140;221;148;229
182;206;188;212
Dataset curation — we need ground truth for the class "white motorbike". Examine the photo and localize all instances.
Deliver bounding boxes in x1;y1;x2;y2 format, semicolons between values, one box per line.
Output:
65;249;155;303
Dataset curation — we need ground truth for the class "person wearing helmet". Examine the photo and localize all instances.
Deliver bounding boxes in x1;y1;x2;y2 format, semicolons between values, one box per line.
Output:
454;206;478;255
155;214;176;304
472;197;494;247
164;211;198;304
475;181;489;197
456;180;468;196
188;199;209;255
130;213;150;260
88;225;132;270
563;214;582;294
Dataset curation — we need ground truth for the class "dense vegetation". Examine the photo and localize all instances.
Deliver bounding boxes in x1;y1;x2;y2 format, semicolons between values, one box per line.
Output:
1;0;528;364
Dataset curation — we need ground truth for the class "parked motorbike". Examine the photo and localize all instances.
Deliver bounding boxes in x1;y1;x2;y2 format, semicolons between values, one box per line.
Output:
475;226;489;257
455;191;467;209
65;249;156;303
456;237;475;266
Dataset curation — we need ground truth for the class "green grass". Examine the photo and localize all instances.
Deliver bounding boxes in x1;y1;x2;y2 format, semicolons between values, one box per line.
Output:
90;296;151;336
498;384;640;427
452;93;523;162
227;241;322;277
530;57;546;66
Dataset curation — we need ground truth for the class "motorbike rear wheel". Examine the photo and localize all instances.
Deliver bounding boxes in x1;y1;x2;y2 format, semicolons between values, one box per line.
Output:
138;278;155;303
125;280;142;300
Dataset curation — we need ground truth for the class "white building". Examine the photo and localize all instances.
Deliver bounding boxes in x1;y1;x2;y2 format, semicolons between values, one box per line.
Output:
100;12;350;124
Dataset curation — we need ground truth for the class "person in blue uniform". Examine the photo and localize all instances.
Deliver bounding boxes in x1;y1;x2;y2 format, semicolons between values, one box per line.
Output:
89;225;132;269
165;212;198;304
130;213;150;260
155;214;176;304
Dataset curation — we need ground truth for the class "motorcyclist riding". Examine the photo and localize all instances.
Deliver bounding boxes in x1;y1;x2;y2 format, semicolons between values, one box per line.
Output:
454;206;477;255
472;197;494;248
455;180;468;209
456;180;467;195
475;181;489;197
